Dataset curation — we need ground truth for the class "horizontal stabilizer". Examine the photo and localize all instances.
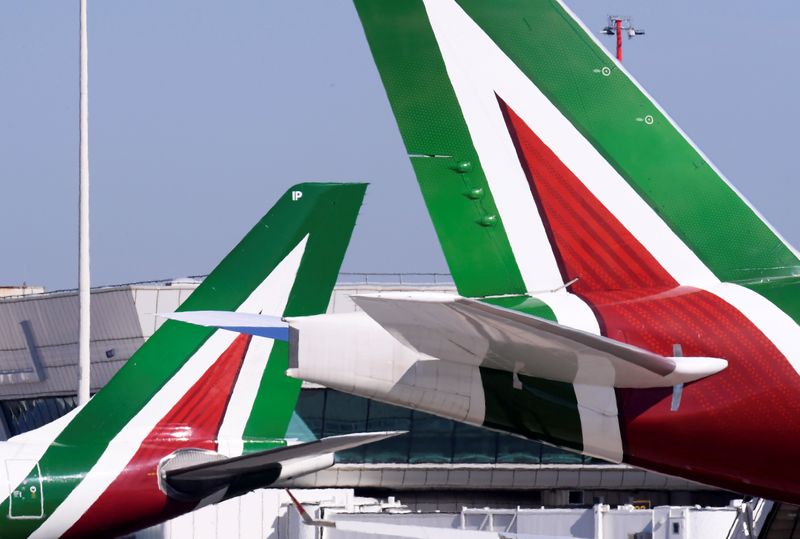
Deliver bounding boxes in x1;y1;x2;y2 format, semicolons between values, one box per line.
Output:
160;311;289;341
352;293;727;389
161;431;403;501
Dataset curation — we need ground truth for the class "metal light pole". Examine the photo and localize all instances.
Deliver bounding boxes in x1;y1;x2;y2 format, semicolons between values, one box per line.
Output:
78;0;91;406
602;16;645;63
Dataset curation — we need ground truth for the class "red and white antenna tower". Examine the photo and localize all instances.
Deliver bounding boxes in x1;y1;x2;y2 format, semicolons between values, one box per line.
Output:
602;16;645;63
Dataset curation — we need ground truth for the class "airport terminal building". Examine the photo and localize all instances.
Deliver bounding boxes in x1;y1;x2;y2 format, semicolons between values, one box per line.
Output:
0;277;756;538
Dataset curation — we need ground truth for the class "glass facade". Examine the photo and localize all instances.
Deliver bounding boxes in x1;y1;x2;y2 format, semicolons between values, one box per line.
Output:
1;396;78;436
0;389;597;466
295;388;596;465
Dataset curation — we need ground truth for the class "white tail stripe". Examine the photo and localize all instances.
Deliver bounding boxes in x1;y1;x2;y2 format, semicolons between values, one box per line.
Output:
32;236;309;538
530;292;599;335
423;0;562;293
531;292;623;463
424;0;719;291
217;336;276;457
573;383;623;463
711;283;800;377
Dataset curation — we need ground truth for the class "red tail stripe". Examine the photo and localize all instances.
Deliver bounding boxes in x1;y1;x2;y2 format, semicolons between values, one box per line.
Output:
499;95;674;292
540;160;662;290
541;196;638;290
499;95;800;497
551;167;672;289
64;334;253;538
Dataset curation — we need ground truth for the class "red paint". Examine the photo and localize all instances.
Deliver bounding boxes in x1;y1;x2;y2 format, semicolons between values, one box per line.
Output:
63;334;252;538
615;18;623;62
499;97;675;295
500;96;800;503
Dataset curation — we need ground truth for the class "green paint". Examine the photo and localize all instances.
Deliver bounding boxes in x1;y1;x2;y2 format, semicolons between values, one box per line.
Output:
243;183;364;443
356;0;800;324
478;297;581;450
354;0;526;298
481;367;583;452
8;470;43;519
354;1;586;452
354;0;800;478
5;183;365;536
456;0;799;286
243;342;302;450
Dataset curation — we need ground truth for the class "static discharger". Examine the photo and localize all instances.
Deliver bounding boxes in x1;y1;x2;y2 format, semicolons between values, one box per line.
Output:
671;344;685;412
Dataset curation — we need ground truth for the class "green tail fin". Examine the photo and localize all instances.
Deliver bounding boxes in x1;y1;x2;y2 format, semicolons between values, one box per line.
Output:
11;183;365;531
354;0;798;300
87;183;365;440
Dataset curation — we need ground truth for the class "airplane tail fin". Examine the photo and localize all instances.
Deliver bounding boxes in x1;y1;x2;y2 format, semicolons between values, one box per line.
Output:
8;183;367;537
18;182;363;472
354;0;798;301
81;183;364;447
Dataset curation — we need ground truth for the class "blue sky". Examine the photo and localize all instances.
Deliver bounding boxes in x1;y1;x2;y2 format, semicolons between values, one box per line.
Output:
1;1;798;290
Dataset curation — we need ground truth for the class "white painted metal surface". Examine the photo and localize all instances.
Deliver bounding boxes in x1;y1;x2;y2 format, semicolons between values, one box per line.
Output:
77;0;91;406
0;287;45;299
288;311;487;425
289;463;703;492
136;489;739;539
351;294;728;388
